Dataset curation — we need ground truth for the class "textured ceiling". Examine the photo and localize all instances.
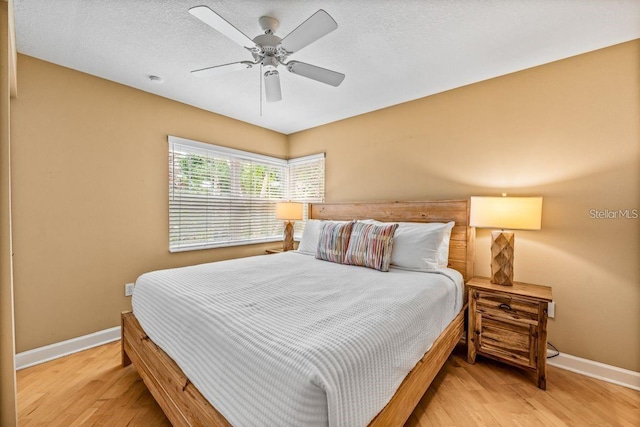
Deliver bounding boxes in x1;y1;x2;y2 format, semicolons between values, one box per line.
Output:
13;0;640;134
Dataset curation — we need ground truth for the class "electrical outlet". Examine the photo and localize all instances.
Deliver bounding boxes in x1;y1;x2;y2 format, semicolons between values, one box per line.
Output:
125;283;135;297
548;302;555;319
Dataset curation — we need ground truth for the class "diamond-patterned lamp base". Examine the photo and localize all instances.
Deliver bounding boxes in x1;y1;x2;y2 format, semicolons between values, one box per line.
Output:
283;221;295;251
490;230;514;286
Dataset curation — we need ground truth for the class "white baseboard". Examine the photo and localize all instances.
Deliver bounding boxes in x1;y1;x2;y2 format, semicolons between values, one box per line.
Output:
15;328;640;392
15;326;121;370
547;351;640;391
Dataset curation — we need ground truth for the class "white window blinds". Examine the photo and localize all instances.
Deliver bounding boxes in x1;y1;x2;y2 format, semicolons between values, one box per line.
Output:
288;154;325;202
169;136;325;252
288;153;325;236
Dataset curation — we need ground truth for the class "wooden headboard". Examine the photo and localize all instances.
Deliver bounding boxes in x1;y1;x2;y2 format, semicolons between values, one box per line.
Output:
309;200;475;281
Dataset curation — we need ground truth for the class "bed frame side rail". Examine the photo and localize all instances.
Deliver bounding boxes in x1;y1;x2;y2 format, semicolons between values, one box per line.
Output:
121;311;232;427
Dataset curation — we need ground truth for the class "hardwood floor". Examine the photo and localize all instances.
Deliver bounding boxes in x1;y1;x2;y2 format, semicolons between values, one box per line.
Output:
17;342;170;427
17;341;639;426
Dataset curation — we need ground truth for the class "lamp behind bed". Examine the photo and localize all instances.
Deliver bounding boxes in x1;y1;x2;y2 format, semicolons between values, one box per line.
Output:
276;201;303;251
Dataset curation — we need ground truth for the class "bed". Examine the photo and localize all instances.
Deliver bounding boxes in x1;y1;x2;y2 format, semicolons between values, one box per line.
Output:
121;200;475;427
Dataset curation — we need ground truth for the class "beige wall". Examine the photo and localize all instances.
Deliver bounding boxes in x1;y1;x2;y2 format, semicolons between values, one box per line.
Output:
289;40;640;372
11;54;288;353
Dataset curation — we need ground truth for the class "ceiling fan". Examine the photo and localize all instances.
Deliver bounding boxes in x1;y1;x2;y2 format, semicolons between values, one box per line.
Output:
189;6;345;103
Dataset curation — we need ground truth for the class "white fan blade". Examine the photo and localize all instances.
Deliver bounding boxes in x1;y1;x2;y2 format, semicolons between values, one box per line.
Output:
191;61;253;78
286;61;345;87
189;6;259;50
264;70;282;102
279;10;337;54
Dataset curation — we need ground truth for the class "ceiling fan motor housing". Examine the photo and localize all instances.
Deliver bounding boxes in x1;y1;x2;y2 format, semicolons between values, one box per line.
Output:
252;33;287;68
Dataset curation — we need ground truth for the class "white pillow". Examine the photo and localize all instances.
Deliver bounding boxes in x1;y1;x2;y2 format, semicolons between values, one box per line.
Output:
437;222;455;267
361;220;455;271
297;220;352;255
296;219;324;255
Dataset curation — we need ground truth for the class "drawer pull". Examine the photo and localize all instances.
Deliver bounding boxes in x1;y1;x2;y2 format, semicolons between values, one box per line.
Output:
498;303;512;311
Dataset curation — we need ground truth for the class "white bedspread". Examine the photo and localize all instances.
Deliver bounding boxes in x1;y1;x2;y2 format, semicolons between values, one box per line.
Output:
132;251;463;427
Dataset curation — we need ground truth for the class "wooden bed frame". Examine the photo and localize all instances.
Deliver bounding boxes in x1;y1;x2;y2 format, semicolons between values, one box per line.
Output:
122;199;475;427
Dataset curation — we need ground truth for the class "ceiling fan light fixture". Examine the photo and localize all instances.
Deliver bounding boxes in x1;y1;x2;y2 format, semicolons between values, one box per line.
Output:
261;56;278;68
264;70;282;102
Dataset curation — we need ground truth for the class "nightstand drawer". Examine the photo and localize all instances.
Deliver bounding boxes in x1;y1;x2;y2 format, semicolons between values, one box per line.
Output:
474;291;540;325
476;315;536;368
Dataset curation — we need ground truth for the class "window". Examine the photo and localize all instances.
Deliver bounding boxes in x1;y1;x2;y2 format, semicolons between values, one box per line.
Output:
288;153;325;237
169;136;324;252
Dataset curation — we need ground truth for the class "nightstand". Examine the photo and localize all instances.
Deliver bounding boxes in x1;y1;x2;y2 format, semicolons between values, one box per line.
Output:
466;276;553;389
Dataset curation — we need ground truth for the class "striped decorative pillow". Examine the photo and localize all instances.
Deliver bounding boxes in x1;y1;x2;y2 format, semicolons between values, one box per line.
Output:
316;221;355;264
343;222;399;272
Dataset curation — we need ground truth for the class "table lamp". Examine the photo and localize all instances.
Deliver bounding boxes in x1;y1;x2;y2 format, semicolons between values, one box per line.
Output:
276;201;303;251
470;196;543;286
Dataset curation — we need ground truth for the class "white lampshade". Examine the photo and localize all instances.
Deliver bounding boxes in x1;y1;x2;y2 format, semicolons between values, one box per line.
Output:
276;202;303;221
470;196;543;230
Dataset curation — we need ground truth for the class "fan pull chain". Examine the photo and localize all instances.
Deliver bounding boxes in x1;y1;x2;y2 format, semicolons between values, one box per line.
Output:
259;64;262;116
